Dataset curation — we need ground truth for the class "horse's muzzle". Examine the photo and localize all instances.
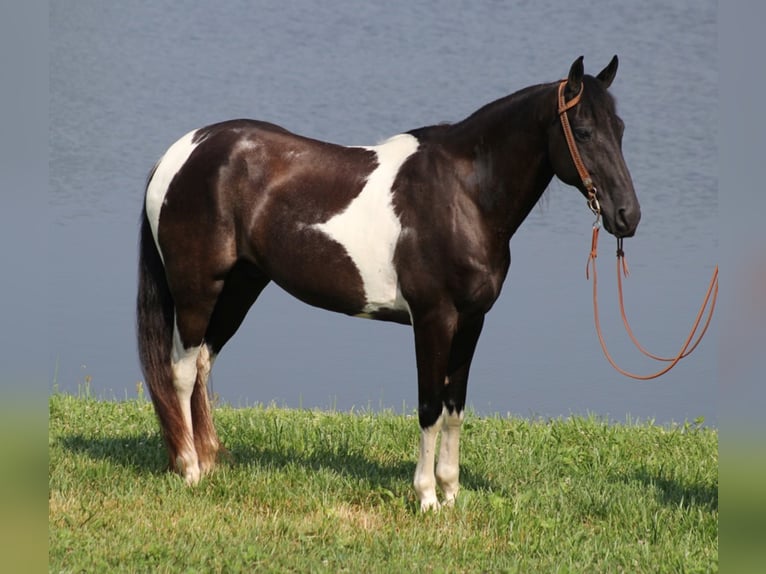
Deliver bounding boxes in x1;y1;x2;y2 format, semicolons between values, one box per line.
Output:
608;204;641;238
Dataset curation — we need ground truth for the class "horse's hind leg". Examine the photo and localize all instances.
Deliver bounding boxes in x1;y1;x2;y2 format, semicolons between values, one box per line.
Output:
170;285;223;484
191;260;271;474
169;326;206;484
191;343;218;476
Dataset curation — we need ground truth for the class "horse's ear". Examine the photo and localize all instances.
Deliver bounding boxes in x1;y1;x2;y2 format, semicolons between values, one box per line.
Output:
596;55;619;89
565;56;585;100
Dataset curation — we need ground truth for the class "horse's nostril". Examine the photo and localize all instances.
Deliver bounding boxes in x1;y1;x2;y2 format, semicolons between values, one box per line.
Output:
615;205;640;236
619;206;637;226
617;208;628;228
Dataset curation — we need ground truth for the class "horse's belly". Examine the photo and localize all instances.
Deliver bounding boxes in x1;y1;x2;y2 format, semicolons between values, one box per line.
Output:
264;229;411;323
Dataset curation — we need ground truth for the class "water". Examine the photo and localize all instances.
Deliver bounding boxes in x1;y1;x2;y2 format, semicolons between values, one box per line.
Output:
49;0;717;425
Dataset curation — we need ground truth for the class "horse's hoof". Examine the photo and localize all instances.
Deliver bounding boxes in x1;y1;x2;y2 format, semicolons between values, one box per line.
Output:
176;455;201;486
419;498;441;512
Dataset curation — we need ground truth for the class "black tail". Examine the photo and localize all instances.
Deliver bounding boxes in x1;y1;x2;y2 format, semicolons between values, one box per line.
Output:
137;205;185;467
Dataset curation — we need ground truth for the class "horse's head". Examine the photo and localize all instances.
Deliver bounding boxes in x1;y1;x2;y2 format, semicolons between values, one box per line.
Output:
548;55;641;238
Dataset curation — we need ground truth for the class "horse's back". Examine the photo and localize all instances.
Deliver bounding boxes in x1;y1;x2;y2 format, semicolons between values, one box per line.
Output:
147;119;421;320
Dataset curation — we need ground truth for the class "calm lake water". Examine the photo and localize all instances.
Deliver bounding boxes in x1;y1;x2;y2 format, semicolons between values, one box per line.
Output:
49;0;717;425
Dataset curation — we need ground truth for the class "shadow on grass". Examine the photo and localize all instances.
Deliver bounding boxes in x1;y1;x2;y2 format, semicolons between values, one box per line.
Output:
58;433;494;496
632;469;718;511
58;434;169;475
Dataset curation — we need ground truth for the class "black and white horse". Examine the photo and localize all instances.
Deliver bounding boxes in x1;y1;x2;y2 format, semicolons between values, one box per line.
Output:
137;56;640;510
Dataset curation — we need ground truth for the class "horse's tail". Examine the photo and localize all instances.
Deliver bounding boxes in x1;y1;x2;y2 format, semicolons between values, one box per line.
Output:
136;202;184;468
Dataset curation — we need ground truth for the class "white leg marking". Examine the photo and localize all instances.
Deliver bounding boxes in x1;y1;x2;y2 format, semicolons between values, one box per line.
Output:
414;408;445;512
312;134;419;314
171;324;201;485
436;408;464;505
145;129;205;263
195;345;219;476
196;344;214;388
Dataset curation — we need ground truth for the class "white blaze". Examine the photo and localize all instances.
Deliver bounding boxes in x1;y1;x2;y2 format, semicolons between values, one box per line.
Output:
312;133;419;315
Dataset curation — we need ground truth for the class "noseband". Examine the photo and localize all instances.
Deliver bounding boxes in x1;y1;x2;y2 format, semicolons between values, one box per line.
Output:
557;80;600;219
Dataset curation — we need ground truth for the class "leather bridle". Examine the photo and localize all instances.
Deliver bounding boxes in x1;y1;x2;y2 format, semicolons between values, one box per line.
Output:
557;80;601;219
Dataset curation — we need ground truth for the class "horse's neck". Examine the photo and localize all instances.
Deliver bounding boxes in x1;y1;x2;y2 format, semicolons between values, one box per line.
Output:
444;84;556;241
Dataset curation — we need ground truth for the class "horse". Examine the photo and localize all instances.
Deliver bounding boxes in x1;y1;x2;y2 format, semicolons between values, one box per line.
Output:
137;55;640;511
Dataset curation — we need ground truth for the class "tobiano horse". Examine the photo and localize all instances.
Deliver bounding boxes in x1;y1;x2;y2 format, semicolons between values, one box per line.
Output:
137;56;640;511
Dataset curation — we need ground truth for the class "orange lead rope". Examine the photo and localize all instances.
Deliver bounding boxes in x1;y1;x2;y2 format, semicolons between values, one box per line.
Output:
615;239;718;361
586;226;719;380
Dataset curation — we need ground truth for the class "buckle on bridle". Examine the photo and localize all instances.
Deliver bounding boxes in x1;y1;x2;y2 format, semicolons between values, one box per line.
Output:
587;187;601;225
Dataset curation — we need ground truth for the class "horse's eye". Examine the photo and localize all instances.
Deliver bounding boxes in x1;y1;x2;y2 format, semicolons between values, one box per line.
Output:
573;127;592;142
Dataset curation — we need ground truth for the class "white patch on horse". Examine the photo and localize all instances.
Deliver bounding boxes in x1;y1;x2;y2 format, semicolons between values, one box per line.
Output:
145;129;205;263
436;408;464;505
312;133;419;315
170;323;202;485
413;407;445;511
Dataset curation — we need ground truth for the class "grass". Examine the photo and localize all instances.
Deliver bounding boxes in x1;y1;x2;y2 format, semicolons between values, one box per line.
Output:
49;392;717;573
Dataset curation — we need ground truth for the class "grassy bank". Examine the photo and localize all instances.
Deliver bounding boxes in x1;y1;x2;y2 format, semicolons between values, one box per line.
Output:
49;393;717;572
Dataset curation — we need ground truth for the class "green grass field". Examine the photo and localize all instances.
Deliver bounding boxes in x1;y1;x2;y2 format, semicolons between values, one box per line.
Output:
49;392;717;572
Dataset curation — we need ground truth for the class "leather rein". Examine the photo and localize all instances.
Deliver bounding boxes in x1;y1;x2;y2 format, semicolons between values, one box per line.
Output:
557;80;718;380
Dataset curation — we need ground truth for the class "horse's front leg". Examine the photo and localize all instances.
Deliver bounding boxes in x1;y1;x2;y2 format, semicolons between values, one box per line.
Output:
412;307;457;511
436;314;485;506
